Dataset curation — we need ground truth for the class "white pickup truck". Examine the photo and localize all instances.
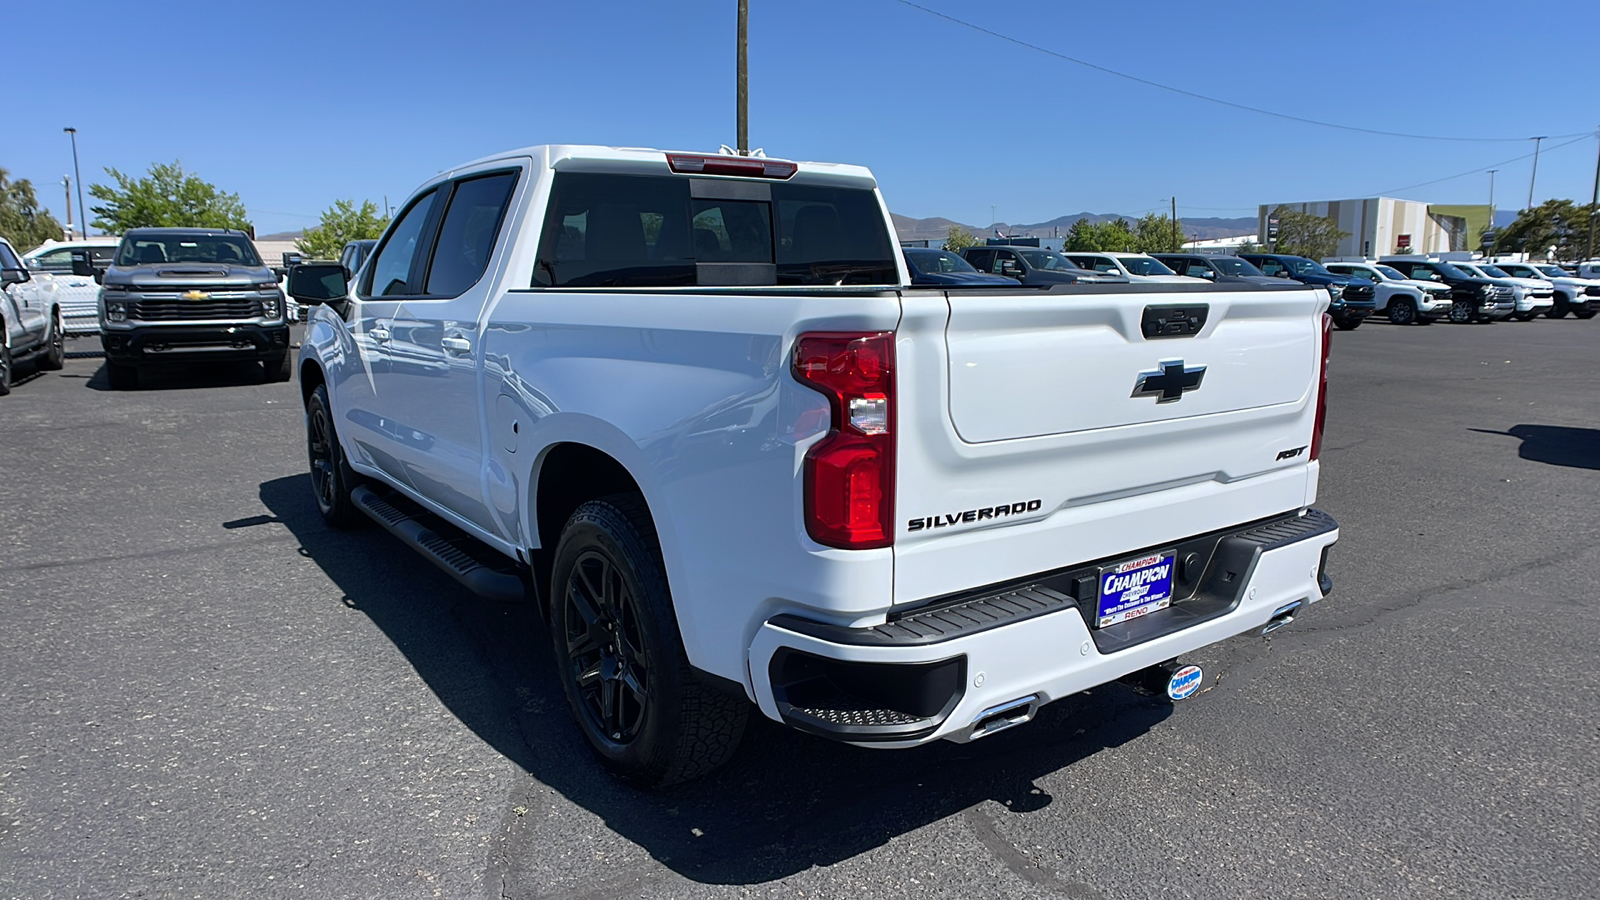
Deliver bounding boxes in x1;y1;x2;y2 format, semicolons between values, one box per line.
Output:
289;145;1341;787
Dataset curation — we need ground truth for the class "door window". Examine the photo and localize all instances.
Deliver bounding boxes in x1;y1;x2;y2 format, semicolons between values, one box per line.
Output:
964;249;994;272
31;248;75;270
1256;258;1286;277
425;172;519;296
364;190;439;297
0;242;22;270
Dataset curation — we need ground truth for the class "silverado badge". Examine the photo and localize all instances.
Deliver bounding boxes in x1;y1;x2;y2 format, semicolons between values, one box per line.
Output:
1132;359;1206;403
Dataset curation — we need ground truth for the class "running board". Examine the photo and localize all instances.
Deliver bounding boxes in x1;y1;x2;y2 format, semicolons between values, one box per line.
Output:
350;485;527;604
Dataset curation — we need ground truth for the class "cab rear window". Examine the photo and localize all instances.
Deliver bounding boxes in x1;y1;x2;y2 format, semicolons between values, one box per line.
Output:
533;172;896;287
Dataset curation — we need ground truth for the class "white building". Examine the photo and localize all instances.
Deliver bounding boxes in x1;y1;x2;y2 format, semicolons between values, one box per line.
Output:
1258;198;1470;258
1182;234;1257;254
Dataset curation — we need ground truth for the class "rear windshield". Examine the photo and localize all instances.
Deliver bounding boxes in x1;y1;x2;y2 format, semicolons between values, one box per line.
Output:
533;172;897;287
117;234;261;267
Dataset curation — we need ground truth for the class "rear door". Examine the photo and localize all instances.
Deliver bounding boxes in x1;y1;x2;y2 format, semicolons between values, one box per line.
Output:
891;283;1327;603
0;241;44;344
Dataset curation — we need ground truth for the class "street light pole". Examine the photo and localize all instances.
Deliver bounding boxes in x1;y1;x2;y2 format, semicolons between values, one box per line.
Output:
64;127;87;238
1586;127;1599;261
1526;135;1546;211
1486;169;1496;252
62;176;74;238
736;0;748;155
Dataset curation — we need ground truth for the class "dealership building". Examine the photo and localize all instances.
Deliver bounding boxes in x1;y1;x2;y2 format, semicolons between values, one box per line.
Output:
1258;198;1492;258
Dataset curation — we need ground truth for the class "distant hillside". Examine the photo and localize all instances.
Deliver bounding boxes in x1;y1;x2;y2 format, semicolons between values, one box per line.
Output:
258;231;304;241
893;212;1256;243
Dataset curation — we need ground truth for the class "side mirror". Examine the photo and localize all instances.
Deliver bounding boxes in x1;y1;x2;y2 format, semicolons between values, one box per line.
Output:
1;267;30;286
287;262;349;306
94;269;105;284
271;267;288;283
71;251;97;277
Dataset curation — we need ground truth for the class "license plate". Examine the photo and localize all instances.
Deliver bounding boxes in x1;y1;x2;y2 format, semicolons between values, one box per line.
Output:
1096;550;1177;628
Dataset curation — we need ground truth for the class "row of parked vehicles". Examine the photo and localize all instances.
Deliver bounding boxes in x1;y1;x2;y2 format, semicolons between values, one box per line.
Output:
902;244;1600;330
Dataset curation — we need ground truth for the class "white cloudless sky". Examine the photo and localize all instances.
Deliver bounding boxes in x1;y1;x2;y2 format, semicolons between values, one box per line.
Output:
10;0;1598;236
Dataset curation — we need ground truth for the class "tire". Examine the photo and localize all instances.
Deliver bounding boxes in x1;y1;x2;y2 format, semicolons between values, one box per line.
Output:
264;350;293;383
551;496;747;788
106;361;139;390
1546;298;1569;319
1448;300;1474;324
1333;315;1361;331
305;383;367;528
39;312;65;370
1415;315;1435;325
1575;309;1597;320
0;341;11;396
1387;299;1417;326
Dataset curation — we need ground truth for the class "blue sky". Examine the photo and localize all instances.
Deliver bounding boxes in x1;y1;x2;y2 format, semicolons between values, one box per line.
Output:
9;0;1598;237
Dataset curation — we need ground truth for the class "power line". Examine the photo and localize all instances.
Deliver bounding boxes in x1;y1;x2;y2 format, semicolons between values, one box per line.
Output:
1373;134;1592;196
891;0;1592;144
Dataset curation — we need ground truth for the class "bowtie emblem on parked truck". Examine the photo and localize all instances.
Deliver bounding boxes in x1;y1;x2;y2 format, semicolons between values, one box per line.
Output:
1132;359;1207;403
288;144;1341;788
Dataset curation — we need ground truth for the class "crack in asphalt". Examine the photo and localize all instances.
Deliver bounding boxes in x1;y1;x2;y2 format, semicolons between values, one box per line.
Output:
963;804;1105;899
0;532;303;574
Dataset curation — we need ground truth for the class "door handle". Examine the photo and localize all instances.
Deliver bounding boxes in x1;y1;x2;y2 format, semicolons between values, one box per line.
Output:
369;325;391;343
441;336;472;354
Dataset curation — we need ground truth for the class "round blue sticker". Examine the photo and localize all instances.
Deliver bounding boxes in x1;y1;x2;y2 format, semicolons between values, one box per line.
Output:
1166;664;1203;701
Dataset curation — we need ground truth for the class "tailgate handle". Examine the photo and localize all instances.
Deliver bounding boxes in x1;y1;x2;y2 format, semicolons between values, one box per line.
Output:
1141;304;1209;339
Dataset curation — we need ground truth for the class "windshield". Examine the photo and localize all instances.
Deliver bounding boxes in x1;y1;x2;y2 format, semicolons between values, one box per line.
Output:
1434;263;1470;279
906;249;977;274
1211;257;1263;276
116;234;262;267
1285;257;1333;277
1374;265;1407;281
1535;265;1568;278
1019;250;1079;271
1476;264;1513;278
1118;256;1177;277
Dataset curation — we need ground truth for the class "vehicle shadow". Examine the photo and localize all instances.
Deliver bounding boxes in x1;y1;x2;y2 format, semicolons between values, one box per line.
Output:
1470;424;1600;471
86;359;270;391
258;473;1173;884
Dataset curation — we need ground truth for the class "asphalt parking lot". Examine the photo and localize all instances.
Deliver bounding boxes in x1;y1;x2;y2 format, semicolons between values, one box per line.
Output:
2;318;1597;900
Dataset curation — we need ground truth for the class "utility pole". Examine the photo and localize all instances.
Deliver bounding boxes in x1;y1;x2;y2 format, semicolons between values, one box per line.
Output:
1170;196;1178;249
1527;135;1546;211
1486;169;1497;253
736;0;748;155
64;127;87;238
1586;127;1599;260
62;176;74;238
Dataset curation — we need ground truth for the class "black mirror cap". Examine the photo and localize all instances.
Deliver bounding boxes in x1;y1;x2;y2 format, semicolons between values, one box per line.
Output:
70;249;98;277
286;262;348;304
93;269;104;284
1;267;29;286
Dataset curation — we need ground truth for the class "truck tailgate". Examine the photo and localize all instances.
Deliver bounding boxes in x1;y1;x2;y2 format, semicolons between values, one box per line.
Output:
892;284;1327;605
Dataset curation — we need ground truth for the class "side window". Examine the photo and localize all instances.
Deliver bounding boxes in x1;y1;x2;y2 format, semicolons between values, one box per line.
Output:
1257;258;1284;277
33;248;75;270
964;249;993;272
994;250;1021;275
0;242;22;269
534;173;693;287
1185;262;1211;278
363;189;438;297
425;171;519;296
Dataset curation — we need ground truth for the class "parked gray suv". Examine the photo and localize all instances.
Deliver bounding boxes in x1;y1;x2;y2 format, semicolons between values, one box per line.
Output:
79;228;290;389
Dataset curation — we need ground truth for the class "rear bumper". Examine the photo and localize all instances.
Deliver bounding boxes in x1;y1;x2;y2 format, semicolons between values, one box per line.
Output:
101;323;290;364
749;509;1339;746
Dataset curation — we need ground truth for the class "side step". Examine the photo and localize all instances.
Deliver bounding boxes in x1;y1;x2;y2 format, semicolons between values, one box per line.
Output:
351;485;528;603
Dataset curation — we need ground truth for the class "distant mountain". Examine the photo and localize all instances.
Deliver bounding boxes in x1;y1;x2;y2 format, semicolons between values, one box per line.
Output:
893;212;1256;243
258;231;303;241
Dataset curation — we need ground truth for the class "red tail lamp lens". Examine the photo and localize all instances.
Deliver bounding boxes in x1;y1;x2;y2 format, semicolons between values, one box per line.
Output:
792;332;896;549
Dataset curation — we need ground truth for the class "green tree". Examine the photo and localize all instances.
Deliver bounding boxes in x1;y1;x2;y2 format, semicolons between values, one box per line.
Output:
1133;213;1184;254
1268;205;1348;260
296;199;391;259
1494;199;1595;260
0;168;66;251
88;161;250;234
1065;217;1138;252
942;224;977;252
1235;238;1262;254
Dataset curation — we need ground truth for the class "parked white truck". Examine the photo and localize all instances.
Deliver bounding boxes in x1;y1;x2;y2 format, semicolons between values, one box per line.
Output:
289;145;1341;787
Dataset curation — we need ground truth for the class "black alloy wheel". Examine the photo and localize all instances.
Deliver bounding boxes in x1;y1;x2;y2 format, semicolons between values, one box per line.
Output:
306;384;365;527
0;341;12;396
1546;298;1569;318
1448;300;1473;324
1388;299;1416;326
562;549;652;746
551;497;746;787
40;313;65;370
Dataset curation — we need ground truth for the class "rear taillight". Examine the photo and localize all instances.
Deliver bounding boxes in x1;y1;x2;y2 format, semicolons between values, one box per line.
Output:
666;153;797;179
792;332;895;549
1310;312;1331;461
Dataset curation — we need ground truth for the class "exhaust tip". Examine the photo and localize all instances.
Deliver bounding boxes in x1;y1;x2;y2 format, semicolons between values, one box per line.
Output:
968;694;1041;740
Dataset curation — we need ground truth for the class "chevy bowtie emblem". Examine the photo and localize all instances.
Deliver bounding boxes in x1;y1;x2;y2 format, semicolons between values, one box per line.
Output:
182;290;209;301
1132;359;1206;403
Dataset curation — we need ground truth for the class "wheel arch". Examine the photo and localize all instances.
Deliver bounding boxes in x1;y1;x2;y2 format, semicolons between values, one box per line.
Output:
299;357;326;407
